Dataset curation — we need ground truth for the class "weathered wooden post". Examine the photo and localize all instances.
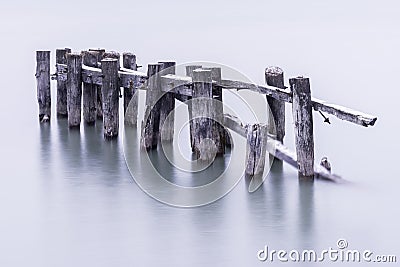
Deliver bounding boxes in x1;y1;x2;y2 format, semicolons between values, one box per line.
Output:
159;61;176;141
265;67;285;141
89;48;105;119
56;48;71;117
102;51;120;66
123;52;138;126
289;77;314;178
89;48;105;58
141;64;162;150
204;67;225;154
36;51;51;122
101;58;120;139
185;65;202;150
66;53;83;127
192;69;217;161
82;51;98;124
265;66;285;162
245;123;268;176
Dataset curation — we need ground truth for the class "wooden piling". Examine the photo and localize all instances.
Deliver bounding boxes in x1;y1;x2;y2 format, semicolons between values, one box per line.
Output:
101;58;120;139
66;53;83;127
265;66;285;163
82;51;98;124
289;77;314;178
36;51;51;122
102;51;120;66
159;61;176;141
89;48;105;119
204;67;225;154
56;48;71;117
245;124;268;176
192;69;217;161
123;52;138;126
141;64;162;150
185;65;202;150
265;67;285;141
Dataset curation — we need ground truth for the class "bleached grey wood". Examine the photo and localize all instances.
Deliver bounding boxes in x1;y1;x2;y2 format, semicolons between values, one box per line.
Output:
223;114;247;137
101;51;119;121
222;114;342;181
220;79;292;102
160;74;192;95
290;77;314;178
89;48;105;57
36;51;51;122
101;58;119;139
56;48;71;116
221;79;376;127
123;52;138;126
141;64;162;150
102;51;120;67
56;63;67;81
57;63;148;88
57;64;378;128
82;65;103;85
159;75;291;101
158;61;176;141
265;67;285;144
119;69;147;88
203;67;225;154
88;49;105;119
245;124;268;176
191;69;217;161
312;98;377;127
185;65;202;151
222;79;377;127
82;51;98;124
66;53;82;127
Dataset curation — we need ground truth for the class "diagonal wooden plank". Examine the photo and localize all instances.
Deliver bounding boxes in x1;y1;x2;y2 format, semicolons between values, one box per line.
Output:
222;114;343;182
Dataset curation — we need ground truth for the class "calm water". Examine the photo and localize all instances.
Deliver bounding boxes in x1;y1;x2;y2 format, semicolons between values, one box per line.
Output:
1;1;399;266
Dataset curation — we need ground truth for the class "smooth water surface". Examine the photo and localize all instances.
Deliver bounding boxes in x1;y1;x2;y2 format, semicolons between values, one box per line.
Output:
0;1;399;266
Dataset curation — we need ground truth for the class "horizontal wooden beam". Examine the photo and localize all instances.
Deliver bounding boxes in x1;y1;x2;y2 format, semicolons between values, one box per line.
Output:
119;69;147;88
222;114;343;182
56;63;148;88
56;65;377;127
219;79;376;127
82;64;103;85
312;97;377;127
219;79;293;102
160;74;192;96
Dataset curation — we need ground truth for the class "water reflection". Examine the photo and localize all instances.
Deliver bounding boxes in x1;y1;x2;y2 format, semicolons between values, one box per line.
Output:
298;177;315;247
147;142;230;187
39;117;317;266
245;160;286;232
266;161;285;224
82;121;124;186
39;122;52;173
